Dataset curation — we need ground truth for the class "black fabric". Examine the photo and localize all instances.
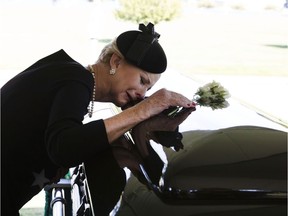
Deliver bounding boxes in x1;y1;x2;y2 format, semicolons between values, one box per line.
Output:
154;128;184;152
142;142;164;185
1;49;110;213
84;149;126;216
116;23;167;74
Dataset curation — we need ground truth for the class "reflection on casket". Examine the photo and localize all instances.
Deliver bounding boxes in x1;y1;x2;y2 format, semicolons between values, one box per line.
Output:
115;126;287;216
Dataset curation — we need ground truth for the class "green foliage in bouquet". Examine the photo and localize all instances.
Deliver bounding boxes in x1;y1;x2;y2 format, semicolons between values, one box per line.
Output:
194;80;231;110
115;0;182;24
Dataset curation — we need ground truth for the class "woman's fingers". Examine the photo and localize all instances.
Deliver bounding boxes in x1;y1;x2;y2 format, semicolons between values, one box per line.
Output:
146;108;194;132
150;88;193;108
136;88;194;118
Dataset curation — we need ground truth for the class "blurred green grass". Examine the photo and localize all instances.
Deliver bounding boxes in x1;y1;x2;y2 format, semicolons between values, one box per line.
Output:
0;2;287;77
160;10;288;77
19;208;44;216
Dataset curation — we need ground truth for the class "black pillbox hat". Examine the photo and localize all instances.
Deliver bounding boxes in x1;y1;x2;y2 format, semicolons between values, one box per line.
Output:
116;23;167;74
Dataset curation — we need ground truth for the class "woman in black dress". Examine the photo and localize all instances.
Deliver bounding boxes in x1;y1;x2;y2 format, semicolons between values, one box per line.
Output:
1;23;194;215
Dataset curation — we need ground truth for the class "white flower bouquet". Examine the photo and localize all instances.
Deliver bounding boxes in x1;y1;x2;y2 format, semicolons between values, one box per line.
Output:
166;81;230;117
193;80;230;110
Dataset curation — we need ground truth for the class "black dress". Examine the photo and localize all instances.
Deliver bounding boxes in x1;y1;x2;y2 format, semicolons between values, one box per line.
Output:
1;50;126;215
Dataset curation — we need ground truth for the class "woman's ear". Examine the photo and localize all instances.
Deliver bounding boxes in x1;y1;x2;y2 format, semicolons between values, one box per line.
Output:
110;53;122;69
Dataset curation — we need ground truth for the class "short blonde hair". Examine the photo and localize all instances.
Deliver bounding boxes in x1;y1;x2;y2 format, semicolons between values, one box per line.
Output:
97;38;124;64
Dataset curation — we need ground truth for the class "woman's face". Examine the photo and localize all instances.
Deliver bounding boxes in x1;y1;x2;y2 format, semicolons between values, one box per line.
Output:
109;58;161;107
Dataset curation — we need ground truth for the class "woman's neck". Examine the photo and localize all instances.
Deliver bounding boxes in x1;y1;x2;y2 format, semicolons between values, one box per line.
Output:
91;63;112;102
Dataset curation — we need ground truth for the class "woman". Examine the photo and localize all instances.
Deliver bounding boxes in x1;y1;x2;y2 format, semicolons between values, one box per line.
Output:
1;23;194;215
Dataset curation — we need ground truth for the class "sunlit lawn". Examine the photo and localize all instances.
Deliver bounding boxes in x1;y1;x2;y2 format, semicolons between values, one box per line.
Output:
0;1;287;77
160;9;288;77
19;208;44;216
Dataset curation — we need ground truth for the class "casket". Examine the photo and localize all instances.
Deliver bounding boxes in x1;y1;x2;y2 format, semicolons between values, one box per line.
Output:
115;126;287;216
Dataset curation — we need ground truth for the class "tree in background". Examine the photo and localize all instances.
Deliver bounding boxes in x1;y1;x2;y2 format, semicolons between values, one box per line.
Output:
115;0;182;24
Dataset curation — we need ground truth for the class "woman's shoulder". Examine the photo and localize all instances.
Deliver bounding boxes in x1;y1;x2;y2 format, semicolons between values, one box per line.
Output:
26;50;89;79
16;50;91;87
39;49;74;63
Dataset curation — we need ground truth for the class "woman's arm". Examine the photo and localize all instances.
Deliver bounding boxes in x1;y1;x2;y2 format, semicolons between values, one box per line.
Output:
104;88;194;143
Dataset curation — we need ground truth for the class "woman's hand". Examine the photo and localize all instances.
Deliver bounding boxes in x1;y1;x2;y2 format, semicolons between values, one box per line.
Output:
133;88;194;119
104;88;194;144
131;107;195;157
138;107;195;132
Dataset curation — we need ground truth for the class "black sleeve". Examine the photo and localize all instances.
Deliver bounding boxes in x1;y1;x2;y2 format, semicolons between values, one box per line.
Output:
45;81;109;167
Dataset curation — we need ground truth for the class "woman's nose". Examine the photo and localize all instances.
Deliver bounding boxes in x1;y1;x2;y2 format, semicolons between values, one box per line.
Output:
136;93;145;100
136;88;147;100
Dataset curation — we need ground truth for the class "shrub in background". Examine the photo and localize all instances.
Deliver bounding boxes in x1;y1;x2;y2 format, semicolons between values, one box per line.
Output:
196;0;217;8
115;0;182;24
230;3;245;10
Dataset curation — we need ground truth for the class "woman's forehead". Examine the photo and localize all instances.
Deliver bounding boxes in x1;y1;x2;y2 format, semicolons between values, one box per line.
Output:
123;59;161;84
144;71;161;85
